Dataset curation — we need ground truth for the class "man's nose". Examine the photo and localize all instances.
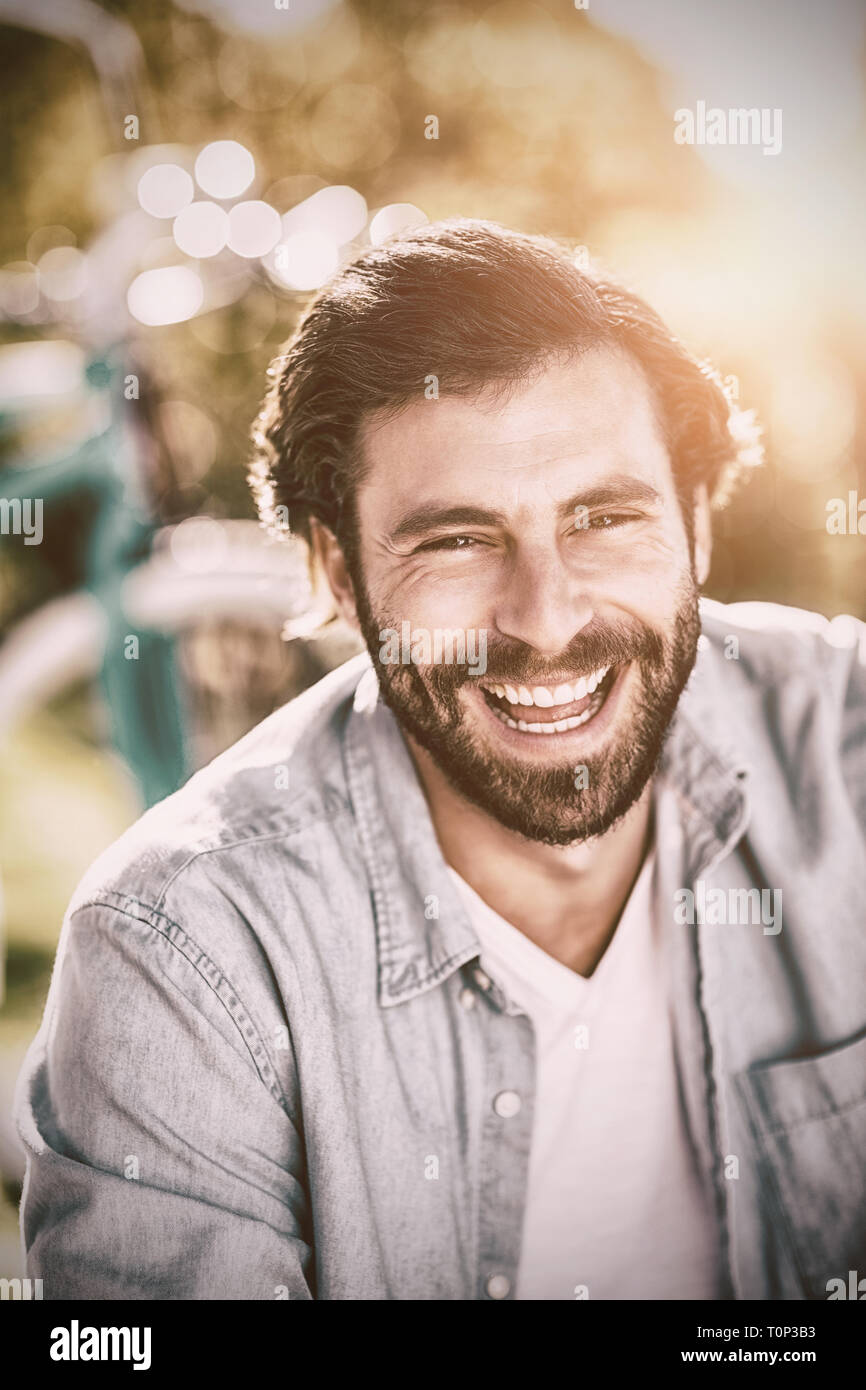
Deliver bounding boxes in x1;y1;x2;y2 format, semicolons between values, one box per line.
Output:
493;549;594;656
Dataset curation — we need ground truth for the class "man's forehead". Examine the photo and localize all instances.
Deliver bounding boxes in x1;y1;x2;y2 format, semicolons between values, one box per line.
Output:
358;346;669;487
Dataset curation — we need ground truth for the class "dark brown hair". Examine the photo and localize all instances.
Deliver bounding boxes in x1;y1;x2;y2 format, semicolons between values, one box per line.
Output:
249;218;762;553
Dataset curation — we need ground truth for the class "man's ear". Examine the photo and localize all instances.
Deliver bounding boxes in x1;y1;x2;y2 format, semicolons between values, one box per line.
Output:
692;485;713;588
309;517;360;630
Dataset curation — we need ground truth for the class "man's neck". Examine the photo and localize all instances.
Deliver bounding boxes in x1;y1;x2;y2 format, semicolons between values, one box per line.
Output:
406;737;654;978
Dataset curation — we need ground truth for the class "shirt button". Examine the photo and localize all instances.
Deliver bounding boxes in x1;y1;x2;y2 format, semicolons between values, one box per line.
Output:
486;1273;511;1300
459;987;477;1010
473;967;492;991
493;1089;521;1118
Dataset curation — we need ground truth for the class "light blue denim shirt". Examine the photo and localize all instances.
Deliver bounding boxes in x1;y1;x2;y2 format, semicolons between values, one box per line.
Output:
14;598;866;1300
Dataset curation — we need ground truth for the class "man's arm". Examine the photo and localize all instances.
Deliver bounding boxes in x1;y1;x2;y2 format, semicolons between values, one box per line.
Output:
14;896;313;1300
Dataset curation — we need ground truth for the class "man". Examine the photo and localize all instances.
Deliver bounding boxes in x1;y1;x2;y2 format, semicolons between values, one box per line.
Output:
15;220;866;1300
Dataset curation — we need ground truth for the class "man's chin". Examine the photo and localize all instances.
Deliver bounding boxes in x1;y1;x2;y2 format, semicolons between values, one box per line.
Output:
412;729;655;847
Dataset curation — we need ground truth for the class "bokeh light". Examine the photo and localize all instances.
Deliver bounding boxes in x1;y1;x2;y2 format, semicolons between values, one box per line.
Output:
173;202;230;258
270;232;339;291
169;515;230;572
36;247;89;302
137;164;195;219
281;185;368;245
194;140;255;199
25;225;76;264
0;340;85;403
180;0;341;39
127;266;204;326
369;204;429;246
0;261;40;318
227;201;282;258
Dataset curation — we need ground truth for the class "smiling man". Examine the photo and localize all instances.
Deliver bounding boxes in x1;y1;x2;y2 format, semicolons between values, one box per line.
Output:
15;220;866;1301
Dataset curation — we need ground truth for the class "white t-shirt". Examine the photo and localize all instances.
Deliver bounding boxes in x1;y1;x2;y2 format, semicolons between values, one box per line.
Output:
448;850;723;1300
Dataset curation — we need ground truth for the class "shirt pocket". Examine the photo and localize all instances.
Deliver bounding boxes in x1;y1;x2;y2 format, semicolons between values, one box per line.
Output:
735;1028;866;1299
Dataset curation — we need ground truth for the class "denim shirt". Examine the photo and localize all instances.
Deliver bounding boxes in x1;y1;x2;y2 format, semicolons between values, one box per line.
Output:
14;598;866;1300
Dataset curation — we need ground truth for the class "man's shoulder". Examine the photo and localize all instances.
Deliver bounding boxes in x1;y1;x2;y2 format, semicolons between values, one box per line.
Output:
699;596;866;685
692;597;866;772
68;652;372;917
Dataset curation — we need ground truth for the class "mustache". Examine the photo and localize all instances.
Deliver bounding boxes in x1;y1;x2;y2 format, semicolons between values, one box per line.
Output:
427;618;665;695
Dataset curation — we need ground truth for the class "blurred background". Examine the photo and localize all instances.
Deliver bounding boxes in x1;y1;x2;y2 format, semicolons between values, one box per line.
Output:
0;0;864;1276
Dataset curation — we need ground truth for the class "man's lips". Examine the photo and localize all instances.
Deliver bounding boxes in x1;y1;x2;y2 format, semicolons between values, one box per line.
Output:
466;662;628;742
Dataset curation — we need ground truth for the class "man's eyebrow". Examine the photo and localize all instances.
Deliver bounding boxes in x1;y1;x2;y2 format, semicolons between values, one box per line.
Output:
389;503;508;544
388;476;663;544
562;477;663;513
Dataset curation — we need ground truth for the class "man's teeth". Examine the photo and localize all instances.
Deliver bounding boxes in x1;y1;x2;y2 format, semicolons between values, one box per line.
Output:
486;666;610;708
490;703;601;734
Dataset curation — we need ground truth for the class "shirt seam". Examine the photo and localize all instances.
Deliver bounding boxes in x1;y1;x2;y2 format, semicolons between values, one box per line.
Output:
735;1069;812;1295
693;922;736;1300
71;892;298;1122
149;814;351;912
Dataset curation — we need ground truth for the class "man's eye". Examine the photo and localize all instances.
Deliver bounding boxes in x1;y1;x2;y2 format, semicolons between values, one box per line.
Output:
418;535;481;552
584;513;634;531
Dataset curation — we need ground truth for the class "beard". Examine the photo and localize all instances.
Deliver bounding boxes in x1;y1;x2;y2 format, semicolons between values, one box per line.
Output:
350;565;701;847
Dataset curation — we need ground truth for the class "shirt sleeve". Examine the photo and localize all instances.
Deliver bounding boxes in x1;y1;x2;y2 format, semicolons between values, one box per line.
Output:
836;618;866;831
14;896;314;1300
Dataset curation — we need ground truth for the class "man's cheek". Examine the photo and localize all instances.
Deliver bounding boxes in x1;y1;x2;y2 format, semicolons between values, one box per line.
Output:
635;535;692;582
601;577;688;637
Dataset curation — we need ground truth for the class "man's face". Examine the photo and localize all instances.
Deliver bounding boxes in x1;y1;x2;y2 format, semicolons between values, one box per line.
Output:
340;346;705;846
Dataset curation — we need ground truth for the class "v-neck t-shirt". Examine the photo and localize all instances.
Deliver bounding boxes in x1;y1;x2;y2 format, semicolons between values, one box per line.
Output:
448;850;723;1300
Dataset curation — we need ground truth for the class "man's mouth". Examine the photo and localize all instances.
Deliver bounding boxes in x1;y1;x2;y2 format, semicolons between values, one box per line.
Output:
476;664;619;735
